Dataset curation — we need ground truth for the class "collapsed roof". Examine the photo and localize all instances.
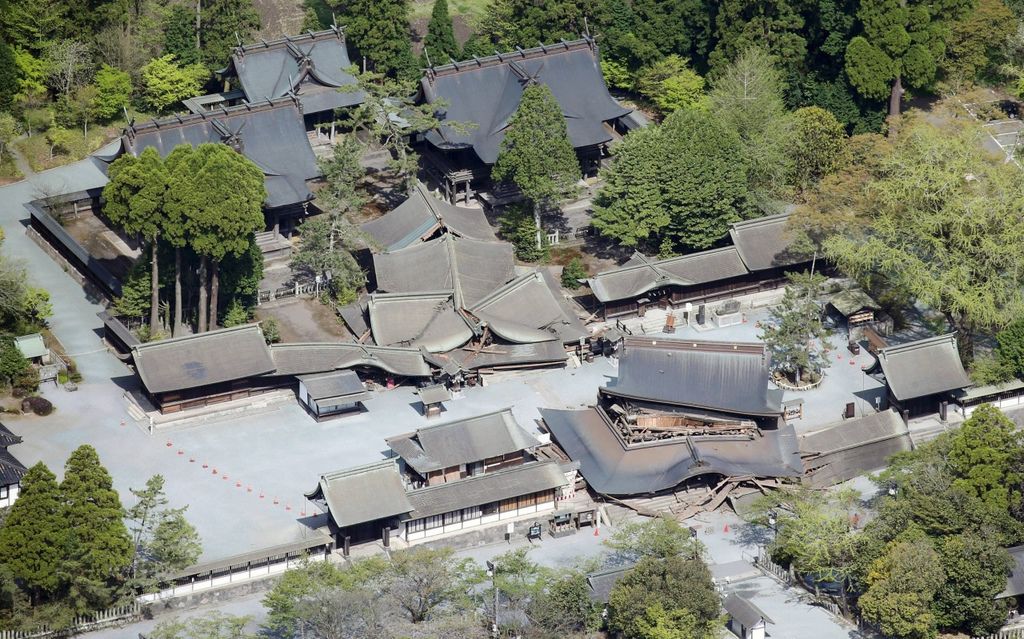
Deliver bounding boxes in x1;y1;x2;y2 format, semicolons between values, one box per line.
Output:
541;407;802;495
587;247;748;304
872;334;971;401
386;408;538;475
420;38;631;164
425;340;569;372
602;337;782;418
221;27;364;115
361;183;497;251
269;342;432;378
109;99;320;210
367;292;474;353
470;270;589;344
799;410;911;488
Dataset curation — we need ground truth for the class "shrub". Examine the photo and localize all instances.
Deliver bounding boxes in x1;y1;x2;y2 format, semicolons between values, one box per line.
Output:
222;300;249;327
22;396;53;416
262;318;281;344
997;318;1024;378
498;204;548;263
560;257;588;289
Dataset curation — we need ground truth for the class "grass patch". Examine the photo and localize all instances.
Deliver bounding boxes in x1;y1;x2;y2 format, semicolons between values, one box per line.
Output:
410;0;490;23
14;125;119;172
0;153;22;183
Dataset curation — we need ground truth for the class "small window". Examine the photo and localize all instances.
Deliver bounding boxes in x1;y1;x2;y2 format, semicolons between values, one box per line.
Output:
0;485;7;500
482;502;498;516
424;514;443;530
443;510;462;526
406;519;425;534
462;505;482;520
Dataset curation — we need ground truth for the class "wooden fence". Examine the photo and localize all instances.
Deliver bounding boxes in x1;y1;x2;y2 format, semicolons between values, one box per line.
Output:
0;603;141;639
976;627;1024;639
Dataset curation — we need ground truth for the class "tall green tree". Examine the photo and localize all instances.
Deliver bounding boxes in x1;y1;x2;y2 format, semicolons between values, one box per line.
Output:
788;106;850;189
334;0;415;78
760;271;832;383
944;0;1017;84
844;0;971;118
946;404;1024;514
423;0;459;65
858;538;944;639
607;555;720;639
592;108;751;252
91;64;132;121
60;445;133;610
0;463;66;604
103;147;169;334
480;0;595;50
198;0;260;70
823;118;1024;361
709;0;807;75
491;83;580;246
710;46;793;200
933;533;1012;635
169;143;265;332
164;5;201;67
629;0;714;70
0;0;68;52
140;55;208;113
0;38;18;112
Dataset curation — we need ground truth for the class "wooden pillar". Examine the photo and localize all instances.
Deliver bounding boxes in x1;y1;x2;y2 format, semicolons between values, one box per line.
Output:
343;535;351;557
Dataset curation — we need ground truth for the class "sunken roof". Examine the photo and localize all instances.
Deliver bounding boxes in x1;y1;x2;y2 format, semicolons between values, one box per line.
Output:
420;38;631;164
405;461;567;518
602;337;782;417
723;594;773;627
799;410;911;488
425;340;567;372
306;459;413;529
132;325;276;394
386;408;538;474
269;342;431;377
298;370;369;403
541;407;802;495
118;98;319;209
223;27;364;114
587;248;749;304
372;234;515;308
728;214;810;272
361;182;497;251
875;334;971;401
367;292;473;352
469;270;589;344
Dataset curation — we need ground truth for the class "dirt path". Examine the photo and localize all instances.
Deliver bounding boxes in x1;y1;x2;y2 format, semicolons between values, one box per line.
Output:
9;134;34;178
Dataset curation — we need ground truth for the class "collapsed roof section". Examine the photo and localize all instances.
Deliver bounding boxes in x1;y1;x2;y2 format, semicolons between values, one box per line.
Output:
385;408;538;475
799;410;912;487
587;247;748;304
220;27;364;115
541;406;802;495
469;270;589;345
425;340;568;373
269;342;432;378
420;38;631;164
367;291;474;353
602;337;782;418
110;98;320;210
372;234;515;309
872;334;971;401
361;182;497;251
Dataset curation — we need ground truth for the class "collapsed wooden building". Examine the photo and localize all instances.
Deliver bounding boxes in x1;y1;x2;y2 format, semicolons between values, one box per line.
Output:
305;409;578;548
417;38;641;203
585;213;816;320
541;336;804;513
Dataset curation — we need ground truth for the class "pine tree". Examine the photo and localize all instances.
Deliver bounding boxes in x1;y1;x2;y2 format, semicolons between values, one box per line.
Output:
423;0;459;65
163;5;201;67
125;475;202;589
198;0;260;70
492;83;580;244
336;0;416;78
0;463;68;603
0;39;18;112
61;445;133;609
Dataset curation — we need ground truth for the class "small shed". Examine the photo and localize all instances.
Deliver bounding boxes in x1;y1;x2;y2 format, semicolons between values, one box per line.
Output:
828;289;879;326
13;334;47;363
297;370;370;421
417;383;451;418
723;593;772;639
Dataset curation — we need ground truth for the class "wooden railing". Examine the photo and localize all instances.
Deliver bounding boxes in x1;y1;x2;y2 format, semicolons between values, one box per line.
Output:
0;603;141;639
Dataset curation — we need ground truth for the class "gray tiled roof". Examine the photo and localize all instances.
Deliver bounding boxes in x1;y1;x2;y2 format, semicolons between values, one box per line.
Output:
132;325;275;394
799;410;911;487
1000;545;1024;598
541;407;802;495
386;408;538;474
728;214;809;271
421;38;630;164
270;342;431;377
298;370;369;403
361;182;496;251
723;593;773;627
372;234;515;308
306;459;413;528
117;99;319;209
417;383;451;405
367;291;473;352
470;270;589;344
0;423;26;487
586;564;633;602
223;27;364;114
875;334;971;401
603;337;781;417
587;247;748;304
0;423;23;449
404;461;567;519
